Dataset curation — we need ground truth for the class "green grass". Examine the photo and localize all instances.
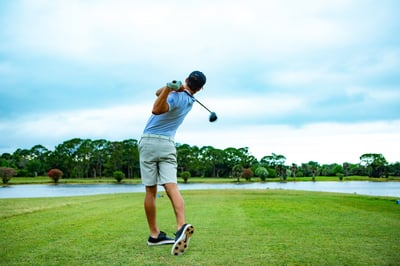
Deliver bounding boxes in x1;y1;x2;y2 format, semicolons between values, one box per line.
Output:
1;190;399;265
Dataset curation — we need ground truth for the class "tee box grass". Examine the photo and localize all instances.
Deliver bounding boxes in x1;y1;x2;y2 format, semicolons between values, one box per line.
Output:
1;189;399;265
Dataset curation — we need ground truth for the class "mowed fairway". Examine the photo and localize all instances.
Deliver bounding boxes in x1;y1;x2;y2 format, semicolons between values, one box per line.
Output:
1;189;399;265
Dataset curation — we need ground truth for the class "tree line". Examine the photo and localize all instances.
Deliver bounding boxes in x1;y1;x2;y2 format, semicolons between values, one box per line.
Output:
0;138;399;179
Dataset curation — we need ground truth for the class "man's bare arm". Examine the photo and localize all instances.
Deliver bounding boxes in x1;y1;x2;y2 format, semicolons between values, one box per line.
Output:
152;86;171;115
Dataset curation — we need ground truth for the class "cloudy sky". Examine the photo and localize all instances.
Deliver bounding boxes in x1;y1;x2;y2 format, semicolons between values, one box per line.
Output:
1;0;399;165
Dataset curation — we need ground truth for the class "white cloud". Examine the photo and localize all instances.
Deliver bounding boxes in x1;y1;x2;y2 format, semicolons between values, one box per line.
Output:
1;0;399;166
194;94;305;120
268;68;348;88
4;0;380;65
1;99;399;165
1;104;149;150
178;120;400;165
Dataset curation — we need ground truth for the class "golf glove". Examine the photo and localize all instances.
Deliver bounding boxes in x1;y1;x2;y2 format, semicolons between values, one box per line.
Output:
166;80;182;91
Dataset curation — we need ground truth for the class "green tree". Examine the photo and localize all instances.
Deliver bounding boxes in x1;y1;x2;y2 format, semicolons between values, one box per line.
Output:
260;153;286;167
75;139;93;178
301;161;320;178
26;145;49;176
104;141;124;177
224;147;244;173
387;162;400;176
49;138;83;178
309;161;319;181
232;164;243;182
121;139;139;178
360;153;387;177
343;162;350;177
199;146;224;177
260;153;286;179
350;164;368;176
290;163;298;178
91;139;109;178
276;164;287;181
12;148;31;175
0;153;13;167
177;144;201;176
321;163;344;176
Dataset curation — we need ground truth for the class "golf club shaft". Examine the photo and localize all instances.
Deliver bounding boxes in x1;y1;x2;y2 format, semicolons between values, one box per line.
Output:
184;91;212;113
194;99;213;113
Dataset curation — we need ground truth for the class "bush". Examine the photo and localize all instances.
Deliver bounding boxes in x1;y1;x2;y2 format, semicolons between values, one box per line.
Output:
17;169;31;177
255;167;269;181
113;171;125;183
48;169;63;183
0;167;17;184
337;173;344;181
181;171;191;183
242;168;254;181
296;170;304;177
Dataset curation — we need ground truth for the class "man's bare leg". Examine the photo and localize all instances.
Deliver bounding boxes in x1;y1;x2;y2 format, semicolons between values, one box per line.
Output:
144;185;159;237
163;183;185;230
165;183;194;256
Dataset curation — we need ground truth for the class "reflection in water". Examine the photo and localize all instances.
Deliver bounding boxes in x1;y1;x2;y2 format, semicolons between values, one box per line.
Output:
0;181;399;199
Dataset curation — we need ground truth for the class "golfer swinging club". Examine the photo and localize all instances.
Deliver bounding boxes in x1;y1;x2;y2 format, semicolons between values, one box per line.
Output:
139;70;206;255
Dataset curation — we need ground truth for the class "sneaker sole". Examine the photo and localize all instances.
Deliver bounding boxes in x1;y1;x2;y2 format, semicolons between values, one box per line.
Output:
171;224;194;256
147;239;175;246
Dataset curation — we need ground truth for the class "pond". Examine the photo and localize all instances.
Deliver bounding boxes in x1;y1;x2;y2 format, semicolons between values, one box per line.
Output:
1;181;399;199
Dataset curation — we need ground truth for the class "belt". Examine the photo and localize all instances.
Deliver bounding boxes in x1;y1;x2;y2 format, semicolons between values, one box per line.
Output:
141;133;174;142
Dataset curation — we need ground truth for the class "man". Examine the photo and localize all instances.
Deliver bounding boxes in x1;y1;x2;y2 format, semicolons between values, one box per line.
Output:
138;70;206;256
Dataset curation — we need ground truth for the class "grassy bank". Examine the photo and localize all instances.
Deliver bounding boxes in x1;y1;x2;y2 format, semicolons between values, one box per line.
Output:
1;190;399;265
4;175;399;185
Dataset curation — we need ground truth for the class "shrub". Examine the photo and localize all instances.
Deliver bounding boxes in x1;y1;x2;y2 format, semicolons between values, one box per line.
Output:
48;169;63;183
0;167;17;184
242;168;254;181
113;171;125;183
296;170;304;177
181;171;191;183
337;173;344;181
255;167;269;181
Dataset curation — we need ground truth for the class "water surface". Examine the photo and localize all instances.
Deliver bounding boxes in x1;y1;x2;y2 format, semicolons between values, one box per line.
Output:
1;181;399;199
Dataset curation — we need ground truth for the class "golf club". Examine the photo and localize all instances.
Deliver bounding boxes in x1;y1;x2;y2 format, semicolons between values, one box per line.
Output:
184;91;218;122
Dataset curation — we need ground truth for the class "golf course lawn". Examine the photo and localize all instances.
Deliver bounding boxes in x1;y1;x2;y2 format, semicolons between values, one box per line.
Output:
1;189;399;265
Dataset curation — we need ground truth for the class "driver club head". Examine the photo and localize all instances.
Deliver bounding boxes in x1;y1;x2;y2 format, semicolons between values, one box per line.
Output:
209;112;218;122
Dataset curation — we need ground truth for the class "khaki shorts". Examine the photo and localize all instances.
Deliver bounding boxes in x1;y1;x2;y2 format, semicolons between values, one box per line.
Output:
138;134;177;186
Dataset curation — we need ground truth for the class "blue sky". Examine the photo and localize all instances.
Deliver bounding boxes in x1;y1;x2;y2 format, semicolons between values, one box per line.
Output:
1;0;399;164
